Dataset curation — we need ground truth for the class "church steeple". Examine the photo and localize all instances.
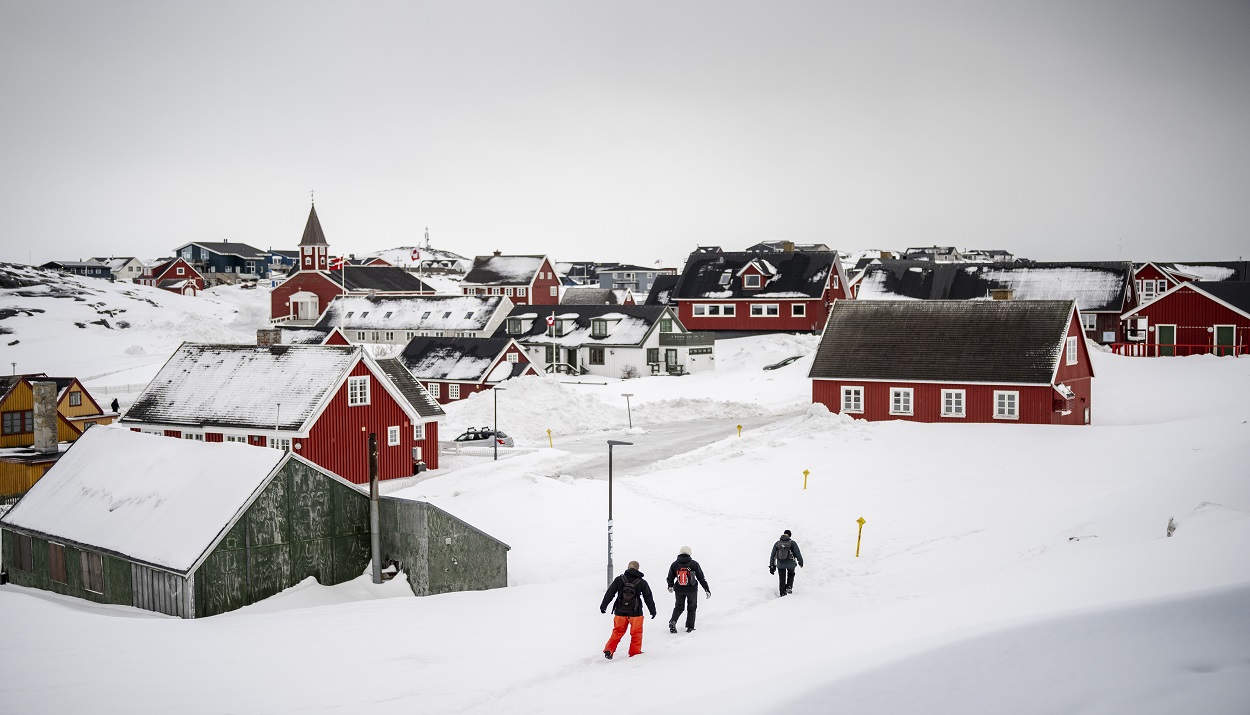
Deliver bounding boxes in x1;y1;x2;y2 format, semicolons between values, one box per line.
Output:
298;202;329;271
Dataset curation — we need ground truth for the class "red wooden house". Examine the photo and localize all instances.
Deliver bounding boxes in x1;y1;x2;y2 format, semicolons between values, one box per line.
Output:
396;337;538;404
1116;282;1250;356
1132;262;1250;306
138;258;205;296
809;300;1094;425
460;253;561;306
119;344;446;481
669;248;851;333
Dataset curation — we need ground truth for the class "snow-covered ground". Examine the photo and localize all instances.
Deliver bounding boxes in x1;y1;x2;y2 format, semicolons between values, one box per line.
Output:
1;268;1248;713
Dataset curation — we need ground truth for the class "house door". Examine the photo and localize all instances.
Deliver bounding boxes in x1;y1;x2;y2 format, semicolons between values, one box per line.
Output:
565;348;577;370
1214;325;1235;356
665;349;678;370
1156;325;1176;356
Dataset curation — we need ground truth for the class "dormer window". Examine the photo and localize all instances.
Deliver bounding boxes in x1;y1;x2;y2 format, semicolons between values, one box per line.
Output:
384;312;393;319
743;274;761;289
465;312;474;319
718;271;732;287
443;312;452;319
360;312;369;318
591;319;609;337
507;318;523;334
421;312;431;319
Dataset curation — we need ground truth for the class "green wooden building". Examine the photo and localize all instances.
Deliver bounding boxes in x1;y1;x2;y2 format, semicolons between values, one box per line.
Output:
0;426;508;618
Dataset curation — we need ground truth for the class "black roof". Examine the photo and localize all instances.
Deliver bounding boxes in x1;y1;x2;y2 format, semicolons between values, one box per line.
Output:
299;205;328;246
462;255;546;286
1152;261;1250;282
670;250;838;300
1192;281;1250;315
858;260;1132;312
494;304;668;341
183;242;269;258
809;300;1076;384
561;287;618;305
396;337;525;382
644;274;680;306
328;266;434;292
374;359;446;418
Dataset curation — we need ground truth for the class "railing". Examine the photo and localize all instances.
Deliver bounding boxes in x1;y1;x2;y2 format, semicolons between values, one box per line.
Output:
1109;343;1245;357
659;332;715;347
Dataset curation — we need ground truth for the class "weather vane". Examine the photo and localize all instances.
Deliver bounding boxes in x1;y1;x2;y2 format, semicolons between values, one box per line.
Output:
310;189;315;205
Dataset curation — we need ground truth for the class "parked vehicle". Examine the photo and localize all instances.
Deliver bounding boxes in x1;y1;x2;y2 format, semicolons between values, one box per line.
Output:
454;427;515;447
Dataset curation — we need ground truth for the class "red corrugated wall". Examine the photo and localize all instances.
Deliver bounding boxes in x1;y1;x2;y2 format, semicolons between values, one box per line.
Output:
270;272;341;321
1130;285;1250;350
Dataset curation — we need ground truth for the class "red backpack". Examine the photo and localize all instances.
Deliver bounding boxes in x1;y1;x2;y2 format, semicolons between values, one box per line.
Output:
675;564;694;587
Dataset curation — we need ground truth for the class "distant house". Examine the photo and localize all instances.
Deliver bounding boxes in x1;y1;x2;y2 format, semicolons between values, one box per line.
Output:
92;256;147;281
267;249;299;275
173;241;270;279
0;427;508;618
596;264;676;296
1117;282;1250;357
460;253;561;306
40;260;111;279
556;261;599;285
309;295;514;347
349;256;392;267
901;246;965;263
119;344;445;479
745;241;832;253
137;257;205;296
809;300;1093;425
857;260;1135;344
0;375;116;501
498;304;711;377
562;287;620;305
668;249;851;333
1132;262;1249;306
396;337;538;404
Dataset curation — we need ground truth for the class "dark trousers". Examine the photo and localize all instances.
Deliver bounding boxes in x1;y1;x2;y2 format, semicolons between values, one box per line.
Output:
670;590;699;628
777;568;795;596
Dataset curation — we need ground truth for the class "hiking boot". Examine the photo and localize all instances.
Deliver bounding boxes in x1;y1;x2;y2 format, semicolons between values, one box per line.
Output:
786;587;793;595
603;650;613;660
668;622;677;634
686;626;695;633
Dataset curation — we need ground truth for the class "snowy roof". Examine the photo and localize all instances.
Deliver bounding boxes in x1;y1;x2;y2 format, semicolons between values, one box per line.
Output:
462;255;547;286
497;304;673;347
313;295;507;332
644;274;680;306
809;300;1076;384
671;250;838;300
562;287;618;305
396;337;525;382
857;260;1132;312
374;359;446;417
1159;262;1249;282
122;344;361;431
0;426;287;572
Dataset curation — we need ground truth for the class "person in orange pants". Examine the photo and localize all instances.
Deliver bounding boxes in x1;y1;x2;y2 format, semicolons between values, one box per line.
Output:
599;560;657;659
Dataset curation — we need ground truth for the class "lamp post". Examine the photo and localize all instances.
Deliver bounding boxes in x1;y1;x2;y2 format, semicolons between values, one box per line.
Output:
621;393;634;429
493;387;507;461
606;439;633;587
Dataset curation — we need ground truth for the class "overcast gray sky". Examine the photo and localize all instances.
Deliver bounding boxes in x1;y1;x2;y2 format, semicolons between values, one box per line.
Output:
2;1;1248;268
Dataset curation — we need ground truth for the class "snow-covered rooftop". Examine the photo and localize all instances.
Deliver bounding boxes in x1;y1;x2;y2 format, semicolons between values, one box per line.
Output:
463;255;546;285
314;295;507;332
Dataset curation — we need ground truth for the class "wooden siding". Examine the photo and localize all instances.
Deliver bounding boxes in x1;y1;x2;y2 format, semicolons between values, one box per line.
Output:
132;564;189;617
1;379;111;448
813;380;1090;425
1;530;132;607
676;272;849;333
270;271;340;321
0;460;56;501
1127;285;1250;352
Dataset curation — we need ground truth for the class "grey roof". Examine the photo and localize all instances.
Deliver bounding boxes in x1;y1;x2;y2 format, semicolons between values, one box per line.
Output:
1190;282;1250;316
396;337;527;382
809;300;1076;384
670;250;839;300
857;260;1132;313
180;242;270;259
644;274;680;306
327;266;435;292
1152;262;1250;282
462;255;546;286
562;287;618;305
374;359;446;418
299;205;328;246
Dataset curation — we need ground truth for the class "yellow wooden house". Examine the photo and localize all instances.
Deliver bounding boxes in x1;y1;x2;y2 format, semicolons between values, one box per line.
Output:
0;374;117;502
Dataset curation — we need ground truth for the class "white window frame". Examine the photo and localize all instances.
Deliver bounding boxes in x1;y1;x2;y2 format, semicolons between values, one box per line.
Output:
1080;313;1096;332
750;303;779;317
428;382;441;398
993;390;1019;420
505;287;514;297
744;274;761;289
348;375;370;406
506;352;519;363
387;426;400;446
694;303;736;317
517;287;526;297
413;423;425;440
591;319;608;337
889;387;913;416
941;389;965;418
792;303;806;317
1156;280;1167;293
1066;336;1078;365
69;391;82;406
268;436;291;451
550;286;558;297
841;386;864;414
448;384;461;400
224;435;246;443
176;266;185;276
182;432;205;441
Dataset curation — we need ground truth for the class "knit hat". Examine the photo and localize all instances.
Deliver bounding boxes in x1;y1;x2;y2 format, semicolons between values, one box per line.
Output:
783;529;792;537
680;545;692;556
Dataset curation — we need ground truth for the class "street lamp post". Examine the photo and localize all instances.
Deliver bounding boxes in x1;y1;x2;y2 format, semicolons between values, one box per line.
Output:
493;387;507;461
621;393;634;429
606;439;633;587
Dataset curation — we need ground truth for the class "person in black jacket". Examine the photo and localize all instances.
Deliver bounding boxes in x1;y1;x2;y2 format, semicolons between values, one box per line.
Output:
599;560;657;659
769;529;804;596
665;545;710;633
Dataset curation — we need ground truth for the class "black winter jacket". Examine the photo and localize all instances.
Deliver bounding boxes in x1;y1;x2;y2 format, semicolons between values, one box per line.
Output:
666;554;710;594
600;567;657;617
769;535;804;570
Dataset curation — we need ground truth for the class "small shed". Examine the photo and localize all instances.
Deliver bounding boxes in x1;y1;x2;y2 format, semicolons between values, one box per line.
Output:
0;427;508;618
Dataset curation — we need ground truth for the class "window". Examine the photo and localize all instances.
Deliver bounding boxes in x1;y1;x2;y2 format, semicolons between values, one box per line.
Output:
360;312;369;318
659;318;672;332
506;318;522;334
689;347;713;355
941;390;965;418
506;287;514;297
832;275;839;289
80;551;104;594
1141;281;1156;302
744;274;761;288
994;391;1019;420
384;311;393;319
2;410;33;435
346;312;355;318
443;312;452;319
550;286;558;297
889;388;913;415
385;332;394;341
841;386;864;414
492;287;501;295
268;436;290;451
356;331;366;341
517;287;526;297
506;352;519;363
694;304;735;317
1080;313;1096;332
83;421;96;430
589;347;605;365
792;304;806;317
592;320;608;337
750;304;779;317
1066;336;1078;365
448;384;460;400
348;376;370;406
224;435;246;443
413;423;425;440
176;267;185;276
183;432;204;441
17;533;33;571
387;426;400;446
465;312;474;320
421;312;431;320
48;543;67;584
1157;280;1168;293
429;382;441;398
69;391;82;406
647;348;660;363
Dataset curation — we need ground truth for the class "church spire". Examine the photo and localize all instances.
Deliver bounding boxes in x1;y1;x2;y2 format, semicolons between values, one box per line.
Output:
298;201;329;272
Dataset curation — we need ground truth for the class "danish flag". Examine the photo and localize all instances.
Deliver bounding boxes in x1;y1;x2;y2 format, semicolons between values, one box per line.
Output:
328;256;345;271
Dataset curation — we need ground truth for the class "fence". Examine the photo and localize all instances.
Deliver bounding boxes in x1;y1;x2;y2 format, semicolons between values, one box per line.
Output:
1109;343;1245;357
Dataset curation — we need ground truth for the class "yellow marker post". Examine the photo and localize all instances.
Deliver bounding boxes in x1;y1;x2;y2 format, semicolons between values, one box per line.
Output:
803;469;810;489
737;424;743;438
856;517;866;557
546;429;553;448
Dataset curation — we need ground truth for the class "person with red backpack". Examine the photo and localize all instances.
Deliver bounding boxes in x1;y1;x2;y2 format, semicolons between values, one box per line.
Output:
665;545;711;633
599;560;657;659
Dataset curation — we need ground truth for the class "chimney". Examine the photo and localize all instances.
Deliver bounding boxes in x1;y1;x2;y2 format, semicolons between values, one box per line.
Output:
32;381;58;454
493;250;501;257
991;288;1014;301
782;241;795;253
256;328;282;346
